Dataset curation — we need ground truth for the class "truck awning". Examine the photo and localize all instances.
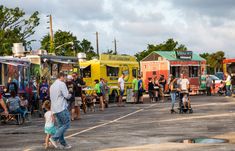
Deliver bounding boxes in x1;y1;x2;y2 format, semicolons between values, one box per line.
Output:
80;64;91;69
50;59;77;64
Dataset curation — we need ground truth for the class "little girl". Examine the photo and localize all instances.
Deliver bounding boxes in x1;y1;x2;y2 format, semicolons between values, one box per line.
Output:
43;100;56;149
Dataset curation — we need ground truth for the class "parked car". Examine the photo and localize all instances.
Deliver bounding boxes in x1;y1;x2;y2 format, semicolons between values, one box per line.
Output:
215;72;224;80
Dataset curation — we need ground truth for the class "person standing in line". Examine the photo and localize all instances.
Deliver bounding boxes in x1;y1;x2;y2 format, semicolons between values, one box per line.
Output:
72;73;84;119
94;79;104;111
39;78;49;115
169;76;177;113
66;75;76;121
159;75;166;102
137;75;144;104
153;76;160;102
118;73;125;107
103;79;110;108
49;72;72;149
224;72;231;97
132;75;138;103
206;75;212;96
148;77;155;103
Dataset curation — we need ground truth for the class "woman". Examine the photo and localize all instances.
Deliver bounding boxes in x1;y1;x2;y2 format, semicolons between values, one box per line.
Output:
169;77;178;113
94;79;104;111
153;76;160;102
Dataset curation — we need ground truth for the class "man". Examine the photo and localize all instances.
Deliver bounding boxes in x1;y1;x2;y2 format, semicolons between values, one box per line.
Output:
49;72;72;149
118;73;125;107
206;75;212;96
0;93;8;116
132;75;138;103
231;73;235;96
224;72;231;97
72;72;85;118
137;75;144;104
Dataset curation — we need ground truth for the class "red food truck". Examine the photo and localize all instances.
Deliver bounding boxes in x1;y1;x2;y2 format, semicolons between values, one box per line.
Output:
140;51;206;94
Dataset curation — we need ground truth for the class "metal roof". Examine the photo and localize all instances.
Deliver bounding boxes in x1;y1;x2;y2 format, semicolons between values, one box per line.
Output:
153;51;205;61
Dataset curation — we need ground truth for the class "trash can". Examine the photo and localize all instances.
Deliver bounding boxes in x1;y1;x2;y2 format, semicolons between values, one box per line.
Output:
126;88;134;103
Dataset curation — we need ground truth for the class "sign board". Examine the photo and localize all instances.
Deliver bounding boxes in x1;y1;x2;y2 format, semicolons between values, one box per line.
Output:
176;51;193;60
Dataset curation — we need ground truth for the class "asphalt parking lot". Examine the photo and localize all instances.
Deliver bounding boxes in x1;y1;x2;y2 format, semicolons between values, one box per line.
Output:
1;95;235;151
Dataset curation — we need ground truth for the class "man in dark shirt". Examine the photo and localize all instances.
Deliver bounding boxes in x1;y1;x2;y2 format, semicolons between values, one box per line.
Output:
72;73;86;119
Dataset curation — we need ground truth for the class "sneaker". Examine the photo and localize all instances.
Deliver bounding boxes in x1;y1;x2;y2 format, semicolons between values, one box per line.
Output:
62;144;72;150
49;138;58;148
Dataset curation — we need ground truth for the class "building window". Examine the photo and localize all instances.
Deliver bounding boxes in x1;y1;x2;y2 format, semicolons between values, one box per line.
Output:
171;66;180;78
106;66;119;77
189;66;199;77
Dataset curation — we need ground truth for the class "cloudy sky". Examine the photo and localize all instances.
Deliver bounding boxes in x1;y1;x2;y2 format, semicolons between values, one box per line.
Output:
1;0;235;57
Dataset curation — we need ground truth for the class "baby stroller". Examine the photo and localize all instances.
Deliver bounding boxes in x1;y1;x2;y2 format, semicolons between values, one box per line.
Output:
217;82;226;96
178;91;193;114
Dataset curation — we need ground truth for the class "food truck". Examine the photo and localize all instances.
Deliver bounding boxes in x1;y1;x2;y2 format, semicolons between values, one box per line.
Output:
140;51;206;94
25;50;79;83
79;54;139;100
223;58;235;74
0;57;31;93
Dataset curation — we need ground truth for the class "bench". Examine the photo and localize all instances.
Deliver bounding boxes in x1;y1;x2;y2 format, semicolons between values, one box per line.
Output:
0;112;31;125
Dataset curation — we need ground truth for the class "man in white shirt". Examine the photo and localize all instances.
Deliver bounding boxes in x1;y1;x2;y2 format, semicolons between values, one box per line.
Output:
49;72;72;149
118;73;125;107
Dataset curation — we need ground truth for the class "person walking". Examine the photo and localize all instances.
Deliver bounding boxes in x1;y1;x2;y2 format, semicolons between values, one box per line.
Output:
43;100;56;149
118;73;125;107
49;72;72;149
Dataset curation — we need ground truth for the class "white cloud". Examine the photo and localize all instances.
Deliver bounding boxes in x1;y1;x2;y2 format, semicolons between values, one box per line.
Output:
1;0;235;57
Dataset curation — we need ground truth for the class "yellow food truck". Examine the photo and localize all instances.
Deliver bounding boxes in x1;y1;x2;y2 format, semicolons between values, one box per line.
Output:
79;54;139;101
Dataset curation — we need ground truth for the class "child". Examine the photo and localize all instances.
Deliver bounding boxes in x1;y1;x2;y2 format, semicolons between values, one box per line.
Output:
20;94;28;112
43;100;56;149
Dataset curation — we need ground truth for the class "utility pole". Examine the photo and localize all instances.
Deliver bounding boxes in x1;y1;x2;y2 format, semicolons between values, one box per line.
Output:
96;31;99;58
114;37;117;54
47;15;54;54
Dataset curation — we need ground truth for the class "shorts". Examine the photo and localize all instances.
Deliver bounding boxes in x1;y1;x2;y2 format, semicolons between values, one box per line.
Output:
96;93;103;97
75;97;82;107
44;125;56;135
119;90;125;96
138;90;143;97
148;90;154;98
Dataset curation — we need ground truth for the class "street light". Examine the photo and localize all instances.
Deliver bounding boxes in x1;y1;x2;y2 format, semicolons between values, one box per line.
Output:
55;41;74;50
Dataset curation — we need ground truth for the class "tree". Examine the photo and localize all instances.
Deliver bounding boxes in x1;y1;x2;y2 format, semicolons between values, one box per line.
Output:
0;5;40;55
41;30;97;59
135;38;187;62
200;51;225;74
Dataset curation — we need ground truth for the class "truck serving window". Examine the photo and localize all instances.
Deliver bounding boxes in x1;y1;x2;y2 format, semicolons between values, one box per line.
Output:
132;69;137;78
82;65;91;78
106;66;119;77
